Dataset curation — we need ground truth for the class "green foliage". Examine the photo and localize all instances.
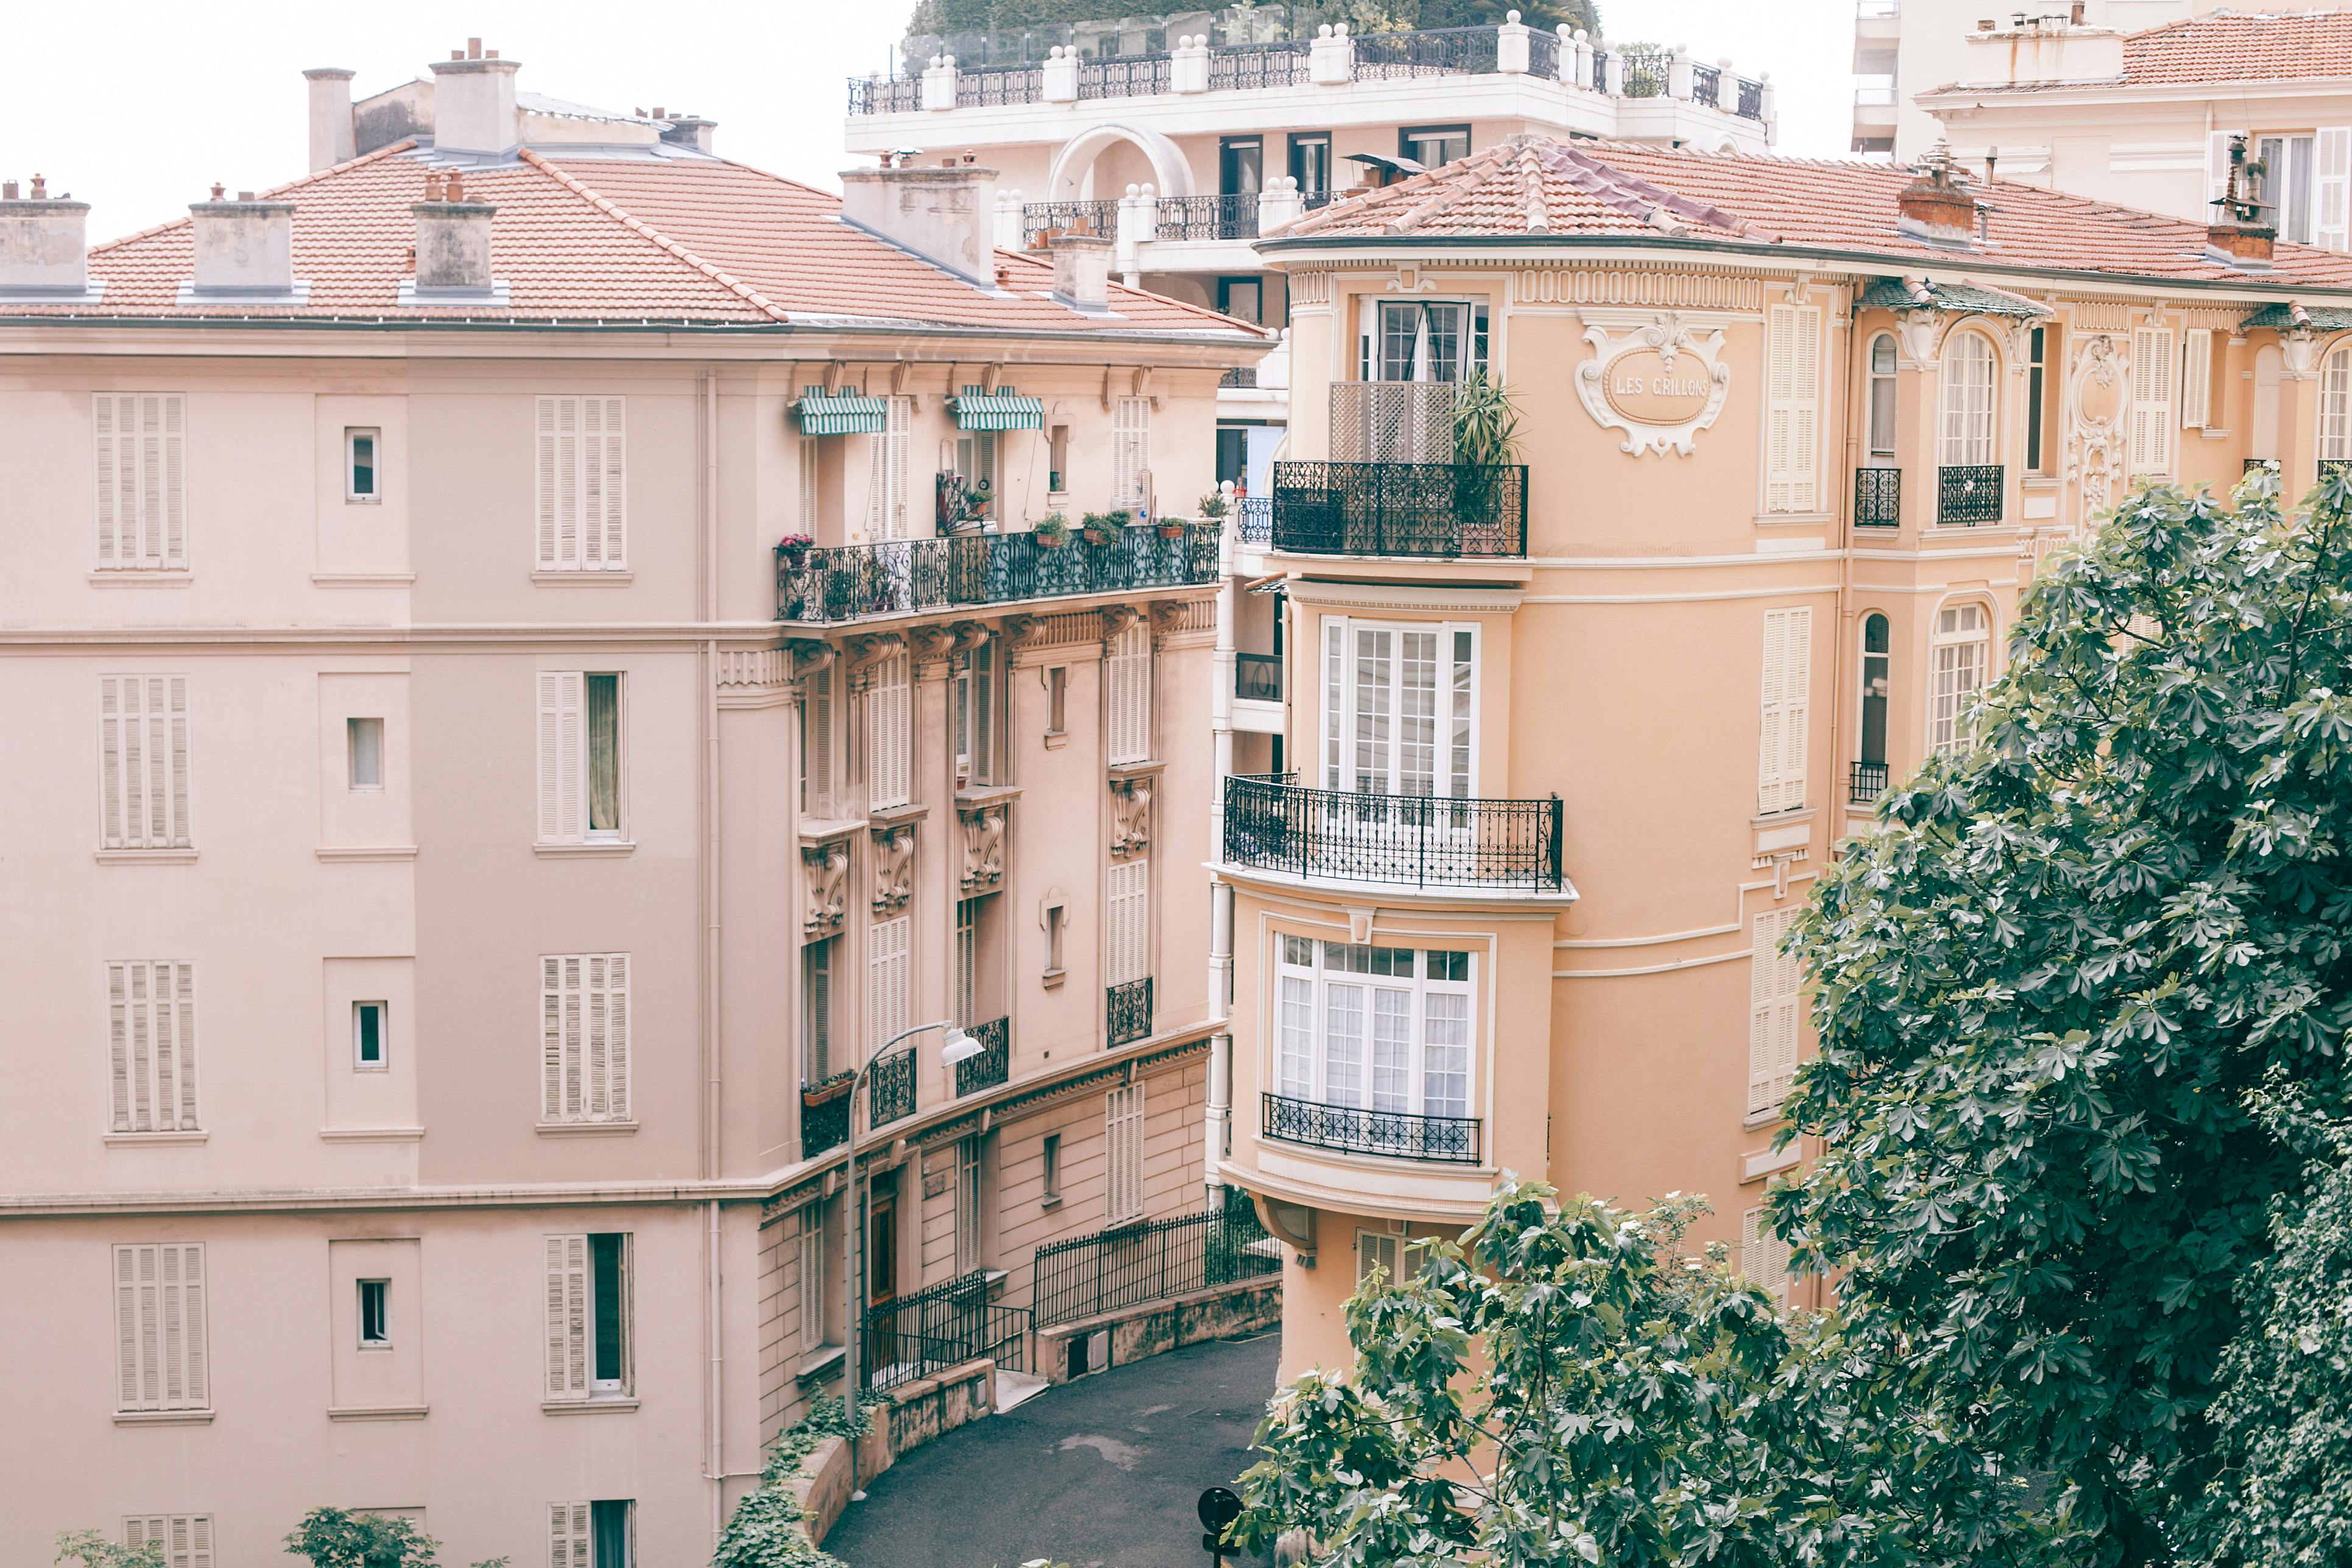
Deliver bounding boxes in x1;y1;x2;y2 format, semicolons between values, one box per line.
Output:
1776;471;2352;1564
281;1509;480;1568
711;1395;886;1568
902;0;1602;49
1234;1181;2036;1567
54;1533;164;1568
1449;368;1520;468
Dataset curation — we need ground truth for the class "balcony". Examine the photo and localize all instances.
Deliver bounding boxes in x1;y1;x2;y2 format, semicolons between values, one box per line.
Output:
775;523;1219;624
800;1073;851;1158
955;1015;1011;1097
1019;199;1115;248
1234;495;1271;545
1261;1092;1482;1165
870;1047;917;1128
1107;976;1154;1047
1855;466;1901;528
1937;464;2004;526
1271;461;1528;559
1850;760;1890;805
1235;652;1282;702
2322;457;2352;484
1223;774;1565;892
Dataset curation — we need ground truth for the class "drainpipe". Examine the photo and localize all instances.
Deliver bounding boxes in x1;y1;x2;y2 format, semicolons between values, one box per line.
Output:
1206;512;1240;1195
701;368;727;1543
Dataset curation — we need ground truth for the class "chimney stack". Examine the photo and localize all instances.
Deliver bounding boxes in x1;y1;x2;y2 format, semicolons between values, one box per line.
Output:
1;174;93;297
428;41;523;160
660;114;718;154
2207;133;2277;267
837;161;1000;283
411;169;498;295
303;68;358;171
1894;145;1979;249
1049;233;1113;309
188;191;298;296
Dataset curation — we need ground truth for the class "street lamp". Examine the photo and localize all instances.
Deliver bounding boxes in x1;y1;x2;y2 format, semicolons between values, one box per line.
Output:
843;1018;983;1497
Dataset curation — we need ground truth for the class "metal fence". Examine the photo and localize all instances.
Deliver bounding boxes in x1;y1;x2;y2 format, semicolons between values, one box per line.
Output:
1331;381;1457;464
1080;53;1173;97
1527;27;1560;78
1020;199;1117;247
1850;760;1890;804
862;1270;1033;1392
800;1075;851;1158
1234;495;1272;545
776;523;1220;624
1033;1191;1280;1329
1271;460;1528;559
1106;976;1154;1047
1156;192;1259;241
1210;40;1310;88
1223;773;1564;890
1937;464;2004;526
1855;466;1901;528
1235;652;1282;702
1692;63;1721;108
1352;25;1499;79
870;1047;916;1127
957;63;1045;106
847;76;923;114
1619;46;1672;96
955;1016;1010;1097
1262;1092;1482;1164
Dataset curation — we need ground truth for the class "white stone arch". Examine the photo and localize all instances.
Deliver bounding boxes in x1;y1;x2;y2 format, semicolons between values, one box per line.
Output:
1046;123;1195;200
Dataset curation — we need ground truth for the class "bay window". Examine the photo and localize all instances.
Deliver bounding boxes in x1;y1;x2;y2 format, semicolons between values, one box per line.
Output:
1274;937;1474;1140
1321;620;1476;796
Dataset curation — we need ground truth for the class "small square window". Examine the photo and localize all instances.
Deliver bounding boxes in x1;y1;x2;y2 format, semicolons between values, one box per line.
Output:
354;1001;389;1070
349;716;384;791
1041;1132;1061;1202
358;1279;390;1346
1046;667;1068;735
1045;905;1066;976
346;428;381;501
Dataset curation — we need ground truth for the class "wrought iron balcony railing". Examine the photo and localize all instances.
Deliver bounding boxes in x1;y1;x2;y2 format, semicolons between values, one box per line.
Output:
1938;463;2003;526
1020;199;1117;247
1107;976;1154;1048
2322;457;2352;484
1079;52;1173;97
776;523;1219;624
1692;62;1722;107
1156;192;1259;241
1262;1092;1482;1164
800;1073;852;1158
1208;39;1310;89
1618;45;1672;96
955;1015;1011;1097
1850;760;1890;804
1352;25;1499;79
1235;652;1282;702
1234;495;1271;545
1271;460;1528;559
1220;366;1257;389
956;62;1044;107
847;76;923;115
870;1047;917;1128
1223;774;1564;891
1855;466;1901;528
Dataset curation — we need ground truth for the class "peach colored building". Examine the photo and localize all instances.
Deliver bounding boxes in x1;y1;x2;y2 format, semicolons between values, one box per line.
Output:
1210;134;2352;1378
0;45;1262;1568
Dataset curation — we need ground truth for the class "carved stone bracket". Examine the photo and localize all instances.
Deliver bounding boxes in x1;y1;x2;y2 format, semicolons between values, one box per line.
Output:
1147;599;1188;640
788;639;838;679
800;836;850;941
909;624;959;671
1110;775;1154;859
1099;606;1142;643
870;822;916;914
846;632;905;683
957;798;1008;894
2283;326;2324;381
1000;615;1045;654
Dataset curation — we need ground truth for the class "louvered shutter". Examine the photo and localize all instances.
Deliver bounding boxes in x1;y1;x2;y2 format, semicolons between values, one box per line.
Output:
805;666;835;816
538;671;585;844
535;397;560;568
536;397;627;570
1323;618;1346;789
114;1242;207;1412
1763;305;1820;512
2130;327;2175;475
549;1502;592;1567
2181;330;2214;428
1757;609;1810;814
125;1516;213;1568
1106;860;1149;985
545;1235;590;1400
92;394;186;570
1748;909;1803;1115
1105;1084;1146;1221
868;395;913;540
100;675;191;850
2208;130;2236;210
579;397;627;568
107;961;199;1134
541;955;568;1121
1742;1207;1792;1298
869;915;911;1051
1114;397;1152;507
868;652;911;810
2320;128;2352;251
588;952;629;1120
1106;623;1152;766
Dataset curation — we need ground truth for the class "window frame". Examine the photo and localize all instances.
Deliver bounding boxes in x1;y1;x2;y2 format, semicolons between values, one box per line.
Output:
539;952;632;1126
1398;123;1470;167
2025;325;2050;473
798;1205;828;1354
1288;132;1333;200
2320;341;2352;460
1927;599;1993;757
358;1277;392;1347
93;392;189;573
106;959;201;1135
1937;328;2001;469
1367;298;1489;384
534;394;627;573
588;1232;630;1394
953;640;998;786
1319;616;1480;797
1865;333;1898;461
348;715;384;793
1356;1228;1403;1285
1857;612;1891;771
345;426;382;503
99;673;193;853
1273;936;1477;1123
353;999;389;1072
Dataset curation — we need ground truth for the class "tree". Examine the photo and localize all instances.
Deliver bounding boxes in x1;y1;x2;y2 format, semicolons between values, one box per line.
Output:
281;1508;507;1568
1775;473;2352;1564
54;1533;164;1568
900;0;1604;46
1232;1181;2036;1567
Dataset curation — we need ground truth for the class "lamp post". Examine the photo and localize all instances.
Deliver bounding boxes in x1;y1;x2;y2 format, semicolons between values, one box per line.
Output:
843;1018;982;1497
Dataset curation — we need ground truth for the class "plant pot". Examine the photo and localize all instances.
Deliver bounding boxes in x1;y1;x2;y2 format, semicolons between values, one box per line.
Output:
1157;523;1185;540
1036;532;1066;548
1082;530;1112;546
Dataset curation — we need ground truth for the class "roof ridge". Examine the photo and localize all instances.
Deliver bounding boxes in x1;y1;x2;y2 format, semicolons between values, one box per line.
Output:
517;148;787;321
90;139;421;255
1531;141;1759;239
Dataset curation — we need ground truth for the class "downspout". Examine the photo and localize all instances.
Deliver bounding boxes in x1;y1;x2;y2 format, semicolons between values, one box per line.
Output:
701;368;727;1543
1818;284;1862;1316
1205;514;1240;1195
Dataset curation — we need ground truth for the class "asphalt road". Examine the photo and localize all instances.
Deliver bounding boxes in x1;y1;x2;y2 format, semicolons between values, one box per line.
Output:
822;1332;1283;1568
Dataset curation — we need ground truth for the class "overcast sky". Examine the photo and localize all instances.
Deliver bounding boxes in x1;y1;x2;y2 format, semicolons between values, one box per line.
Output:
1;0;1859;243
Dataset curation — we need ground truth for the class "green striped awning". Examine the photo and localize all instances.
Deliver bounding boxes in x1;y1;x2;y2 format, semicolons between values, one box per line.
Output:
793;392;888;435
952;390;1045;431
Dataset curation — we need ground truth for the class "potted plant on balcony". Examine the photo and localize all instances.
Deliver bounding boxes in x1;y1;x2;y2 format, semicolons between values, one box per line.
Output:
775;533;814;619
1080;510;1120;545
1033;510;1070;548
1157;510;1190;541
1450;369;1524;552
1197;489;1229;520
936;470;992;535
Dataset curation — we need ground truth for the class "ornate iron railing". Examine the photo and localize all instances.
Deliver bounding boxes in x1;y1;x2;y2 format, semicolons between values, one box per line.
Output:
861;1270;1031;1392
1079;52;1172;97
1020;199;1117;247
1855;466;1901;528
956;63;1045;106
1850;760;1890;804
1737;76;1767;118
2244;456;2282;475
776;522;1220;624
847;76;923;115
1235;652;1283;702
2322;457;2352;485
1353;25;1499;79
800;1074;852;1159
1234;495;1272;545
1619;46;1672;96
869;1047;917;1127
1032;1190;1279;1329
1157;192;1259;241
1106;976;1153;1047
1527;27;1560;79
1223;774;1564;890
1937;463;2004;526
955;1015;1010;1097
1590;48;1611;91
1209;39;1310;89
1220;366;1257;389
1692;63;1721;107
1262;1092;1483;1164
1271;461;1528;558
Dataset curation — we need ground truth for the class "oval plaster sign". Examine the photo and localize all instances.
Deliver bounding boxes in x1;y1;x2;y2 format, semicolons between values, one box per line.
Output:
1602;348;1715;426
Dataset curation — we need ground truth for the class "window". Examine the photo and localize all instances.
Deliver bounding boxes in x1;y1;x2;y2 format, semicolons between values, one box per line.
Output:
346;427;380;501
1929;602;1990;757
1113;396;1151;509
124;1516;213;1568
955;1135;984;1275
803;938;835;1081
358;1279;390;1346
1045;903;1067;977
540;953;631;1125
1757;608;1812;814
534;395;626;571
1106;860;1149;989
93;392;187;571
106;961;199;1134
1048;424;1070;495
114;1242;209;1413
950;428;997;504
548;1500;634;1567
2182;328;2214;429
1765;302;1823;511
2325;345;2352;461
955;900;980;1026
1288;132;1332;200
2025;327;2049;473
1865;334;1897;460
2129;325;2177;476
1041;1131;1062;1201
1104;622;1152;766
353;1000;388;1071
869;914;911;1053
868;649;911;810
1218;277;1264;325
1748;908;1803;1118
348;716;384;791
1219;135;1263;199
866;395;914;540
1320;620;1477;796
1046;666;1068;735
800;663;838;817
1105;1084;1146;1223
2258;133;2318;244
798;1205;828;1353
2325;129;2352;250
1275;939;1474;1125
537;672;624;844
1742;1207;1793;1300
1399;124;1469;166
544;1232;631;1401
1938;331;1998;468
100;674;192;851
1372;300;1485;383
1858;613;1890;771
953;640;997;786
1357;1229;1402;1285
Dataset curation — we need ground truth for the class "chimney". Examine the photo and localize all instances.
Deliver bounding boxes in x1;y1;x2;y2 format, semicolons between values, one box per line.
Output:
303;68;358;171
188;190;298;295
1049;232;1113;309
660;114;718;154
2208;133;2277;268
1895;145;1978;249
837;161;999;283
1962;11;2124;85
411;169;498;295
428;41;523;160
0;174;93;296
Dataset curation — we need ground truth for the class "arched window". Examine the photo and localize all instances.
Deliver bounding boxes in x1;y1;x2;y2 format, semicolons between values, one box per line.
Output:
1866;336;1898;459
1929;602;1990;757
2321;344;2352;462
1938;331;1998;468
1856;613;1890;801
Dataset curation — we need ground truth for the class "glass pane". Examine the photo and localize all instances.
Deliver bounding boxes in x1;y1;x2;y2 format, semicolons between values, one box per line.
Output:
1423;992;1469;1118
1324;984;1365;1106
1353;629;1392;791
1371;989;1411;1112
587;674;621;833
1396;631;1436;795
1277;975;1315;1097
590;1234;626;1383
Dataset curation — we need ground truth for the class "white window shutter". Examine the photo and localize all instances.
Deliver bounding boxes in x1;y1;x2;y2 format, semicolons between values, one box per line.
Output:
2181;330;2214;429
91;394;187;570
2208;129;2236;208
107;961;199;1134
1748;909;1803;1115
2320;128;2352;251
1757;609;1810;813
1106;1084;1146;1221
2130;328;2175;474
100;675;191;850
869;915;911;1051
549;1502;592;1567
806;666;835;816
1764;305;1794;510
94;392;122;567
1106;623;1151;766
538;671;585;844
541;955;567;1121
115;1241;208;1412
545;1234;590;1400
1114;397;1152;506
536;396;626;570
868;652;911;810
1323;619;1346;789
1789;305;1821;510
1106;860;1149;986
1742;1206;1792;1298
583;952;629;1121
535;397;560;568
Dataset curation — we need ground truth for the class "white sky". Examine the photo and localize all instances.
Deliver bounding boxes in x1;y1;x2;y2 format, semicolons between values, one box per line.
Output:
1;0;1859;244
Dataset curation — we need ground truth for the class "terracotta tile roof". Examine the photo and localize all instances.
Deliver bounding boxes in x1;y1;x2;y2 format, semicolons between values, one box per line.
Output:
1925;9;2352;93
1265;136;2352;289
4;143;1262;344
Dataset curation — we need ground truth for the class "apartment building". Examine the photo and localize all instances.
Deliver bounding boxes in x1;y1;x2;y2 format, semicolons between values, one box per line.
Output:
1212;134;2352;1377
0;44;1261;1568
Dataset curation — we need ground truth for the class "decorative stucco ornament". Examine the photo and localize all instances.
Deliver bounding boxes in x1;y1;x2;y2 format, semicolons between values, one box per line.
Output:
2065;333;2128;513
1575;313;1732;456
